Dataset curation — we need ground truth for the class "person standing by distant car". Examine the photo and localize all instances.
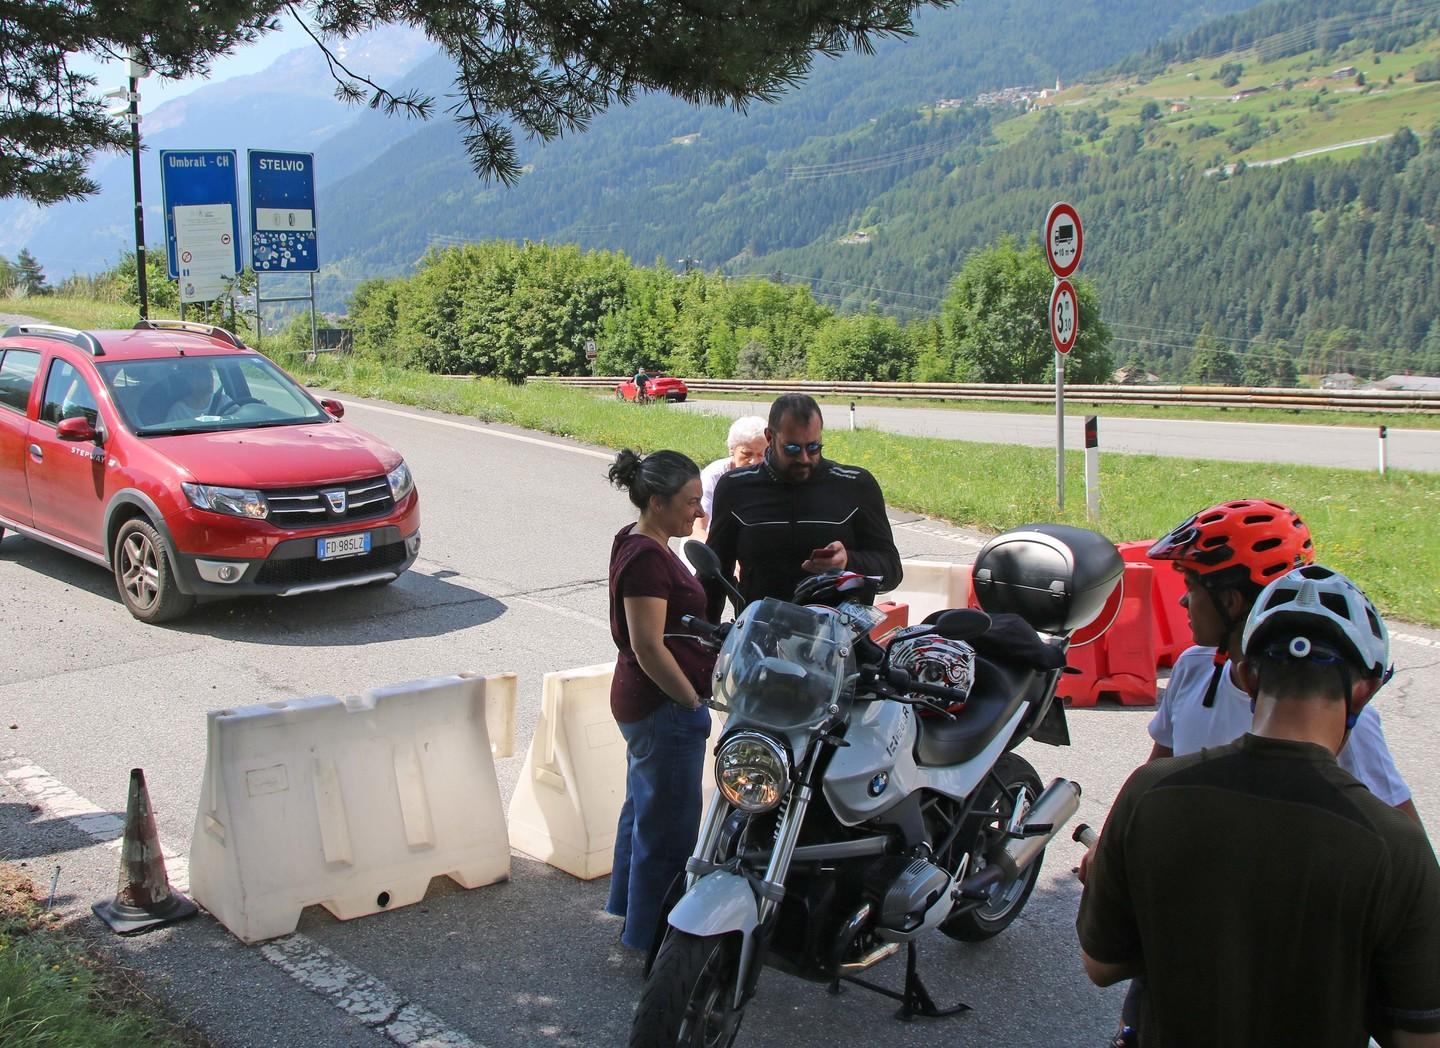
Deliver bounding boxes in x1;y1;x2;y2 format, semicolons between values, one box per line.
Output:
605;448;715;951
692;415;768;539
704;393;901;617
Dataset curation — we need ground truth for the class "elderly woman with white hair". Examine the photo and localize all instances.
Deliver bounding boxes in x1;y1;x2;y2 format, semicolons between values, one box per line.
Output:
692;415;768;538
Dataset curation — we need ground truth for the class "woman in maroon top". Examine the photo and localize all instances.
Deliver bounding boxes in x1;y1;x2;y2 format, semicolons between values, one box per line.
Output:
604;448;715;951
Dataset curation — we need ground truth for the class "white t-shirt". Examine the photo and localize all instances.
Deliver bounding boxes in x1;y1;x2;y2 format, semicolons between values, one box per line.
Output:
699;457;731;521
1148;645;1411;807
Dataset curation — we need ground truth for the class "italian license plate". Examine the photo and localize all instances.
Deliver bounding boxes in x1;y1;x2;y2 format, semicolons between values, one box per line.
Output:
317;532;371;560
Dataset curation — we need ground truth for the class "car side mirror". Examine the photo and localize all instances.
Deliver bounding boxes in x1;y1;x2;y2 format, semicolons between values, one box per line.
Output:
56;416;97;443
320;398;345;419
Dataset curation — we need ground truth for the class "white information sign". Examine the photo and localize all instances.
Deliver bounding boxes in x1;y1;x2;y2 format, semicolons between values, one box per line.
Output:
254;207;315;232
174;203;239;304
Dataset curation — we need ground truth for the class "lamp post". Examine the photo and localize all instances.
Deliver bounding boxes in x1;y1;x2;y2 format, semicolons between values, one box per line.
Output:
106;55;150;319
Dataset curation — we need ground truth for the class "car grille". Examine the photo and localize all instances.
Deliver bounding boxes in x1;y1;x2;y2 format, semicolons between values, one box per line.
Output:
255;541;408;586
264;476;394;529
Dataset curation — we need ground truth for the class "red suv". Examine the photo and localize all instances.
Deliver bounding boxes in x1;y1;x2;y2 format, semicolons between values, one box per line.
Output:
0;321;421;623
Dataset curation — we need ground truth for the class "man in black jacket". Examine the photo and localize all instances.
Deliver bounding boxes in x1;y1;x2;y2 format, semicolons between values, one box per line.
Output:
704;393;902;619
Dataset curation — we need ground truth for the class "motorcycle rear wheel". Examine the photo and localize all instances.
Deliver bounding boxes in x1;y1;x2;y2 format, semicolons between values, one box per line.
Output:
630;930;746;1048
939;752;1045;942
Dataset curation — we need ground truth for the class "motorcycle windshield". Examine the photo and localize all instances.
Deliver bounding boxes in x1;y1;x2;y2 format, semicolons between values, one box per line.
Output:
714;598;853;732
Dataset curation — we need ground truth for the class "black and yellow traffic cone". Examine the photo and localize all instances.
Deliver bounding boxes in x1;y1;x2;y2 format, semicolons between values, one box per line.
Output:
92;768;197;935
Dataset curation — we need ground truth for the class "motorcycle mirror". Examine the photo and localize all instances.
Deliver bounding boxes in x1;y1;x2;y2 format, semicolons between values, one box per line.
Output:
684;539;721;579
933;608;991;642
684;539;747;614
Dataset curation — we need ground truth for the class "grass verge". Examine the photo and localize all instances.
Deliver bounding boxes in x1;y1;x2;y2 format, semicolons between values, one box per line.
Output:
2;296;177;332
288;356;1440;626
0;863;211;1047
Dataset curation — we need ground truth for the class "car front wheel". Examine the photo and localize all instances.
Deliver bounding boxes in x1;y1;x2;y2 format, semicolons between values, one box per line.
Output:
113;519;194;624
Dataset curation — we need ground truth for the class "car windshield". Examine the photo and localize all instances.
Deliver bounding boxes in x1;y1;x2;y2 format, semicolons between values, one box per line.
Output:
97;355;328;436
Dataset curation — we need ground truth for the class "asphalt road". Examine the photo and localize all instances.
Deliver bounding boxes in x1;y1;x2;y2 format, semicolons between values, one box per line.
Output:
679;398;1440;473
2;392;1437;1048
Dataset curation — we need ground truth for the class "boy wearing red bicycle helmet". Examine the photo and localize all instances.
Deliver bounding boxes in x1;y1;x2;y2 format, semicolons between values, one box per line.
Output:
1143;499;1415;819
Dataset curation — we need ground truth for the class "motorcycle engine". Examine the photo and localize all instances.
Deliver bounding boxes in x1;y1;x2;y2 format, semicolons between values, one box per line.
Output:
863;856;953;935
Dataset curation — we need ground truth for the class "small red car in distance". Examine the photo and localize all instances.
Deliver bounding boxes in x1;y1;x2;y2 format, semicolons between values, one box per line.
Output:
615;373;688;402
0;321;420;623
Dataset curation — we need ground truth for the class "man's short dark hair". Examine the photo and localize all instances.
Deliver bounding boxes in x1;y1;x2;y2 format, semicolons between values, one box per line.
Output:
769;393;821;431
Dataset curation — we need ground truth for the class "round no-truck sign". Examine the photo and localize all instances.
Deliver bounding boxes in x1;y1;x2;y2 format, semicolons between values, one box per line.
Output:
1050;279;1079;354
1044;201;1083;279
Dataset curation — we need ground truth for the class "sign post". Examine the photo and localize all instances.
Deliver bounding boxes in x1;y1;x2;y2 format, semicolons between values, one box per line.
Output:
248;150;319;355
160;150;242;308
1043;202;1084;510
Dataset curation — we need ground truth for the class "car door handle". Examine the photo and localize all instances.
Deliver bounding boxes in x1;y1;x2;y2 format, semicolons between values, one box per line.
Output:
28;443;42;463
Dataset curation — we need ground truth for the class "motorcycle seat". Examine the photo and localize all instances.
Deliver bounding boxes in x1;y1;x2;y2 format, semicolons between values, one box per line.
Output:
913;655;1043;767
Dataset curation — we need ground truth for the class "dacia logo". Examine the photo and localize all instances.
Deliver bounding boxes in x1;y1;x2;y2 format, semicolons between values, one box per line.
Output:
324;489;347;513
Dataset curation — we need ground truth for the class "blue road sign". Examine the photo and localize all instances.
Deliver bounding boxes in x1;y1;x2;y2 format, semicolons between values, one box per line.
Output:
248;150;318;273
159;150;241;280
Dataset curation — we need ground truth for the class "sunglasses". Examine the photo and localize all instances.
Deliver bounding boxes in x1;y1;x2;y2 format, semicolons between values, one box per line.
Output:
781;441;823;457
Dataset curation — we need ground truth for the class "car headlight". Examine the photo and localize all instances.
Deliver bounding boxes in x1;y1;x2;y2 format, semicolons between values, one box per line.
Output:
387;460;414;501
715;732;790;813
182;483;268;519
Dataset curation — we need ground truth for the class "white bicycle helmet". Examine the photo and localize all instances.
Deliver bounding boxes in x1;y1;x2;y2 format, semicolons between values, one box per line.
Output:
888;626;977;705
1241;565;1390;679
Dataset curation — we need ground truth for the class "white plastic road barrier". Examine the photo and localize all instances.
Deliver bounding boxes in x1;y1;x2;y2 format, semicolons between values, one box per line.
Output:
189;672;515;944
509;662;723;880
888;559;973;624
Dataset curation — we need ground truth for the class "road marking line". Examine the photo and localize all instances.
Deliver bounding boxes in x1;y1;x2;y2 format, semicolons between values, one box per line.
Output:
337;399;613;461
1;755;482;1048
262;936;484;1047
1394;632;1437;649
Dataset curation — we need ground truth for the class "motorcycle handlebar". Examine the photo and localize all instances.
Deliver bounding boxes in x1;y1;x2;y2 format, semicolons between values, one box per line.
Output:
679;615;729;649
884;666;969;707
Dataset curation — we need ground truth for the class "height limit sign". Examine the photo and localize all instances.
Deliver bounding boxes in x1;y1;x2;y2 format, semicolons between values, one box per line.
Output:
1050;279;1078;354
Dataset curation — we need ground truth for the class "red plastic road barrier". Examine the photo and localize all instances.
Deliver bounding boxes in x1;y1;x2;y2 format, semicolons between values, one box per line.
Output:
1117;540;1192;668
870;601;909;642
1056;562;1158;707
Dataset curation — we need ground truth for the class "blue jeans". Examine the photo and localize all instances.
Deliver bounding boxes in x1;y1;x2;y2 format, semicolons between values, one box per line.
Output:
605;701;712;949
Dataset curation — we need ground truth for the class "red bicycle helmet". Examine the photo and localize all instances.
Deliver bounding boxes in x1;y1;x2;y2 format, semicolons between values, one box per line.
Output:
1147;499;1313;586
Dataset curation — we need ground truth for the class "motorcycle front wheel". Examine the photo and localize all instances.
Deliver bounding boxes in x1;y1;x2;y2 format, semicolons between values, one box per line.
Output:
630;930;746;1048
940;752;1045;942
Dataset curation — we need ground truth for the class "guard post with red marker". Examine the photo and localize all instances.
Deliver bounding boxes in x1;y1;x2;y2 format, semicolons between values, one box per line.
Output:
1044;202;1083;510
1084;415;1100;521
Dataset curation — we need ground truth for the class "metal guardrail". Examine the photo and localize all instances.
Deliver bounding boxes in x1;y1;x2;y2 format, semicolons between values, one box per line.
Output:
528;375;1440;413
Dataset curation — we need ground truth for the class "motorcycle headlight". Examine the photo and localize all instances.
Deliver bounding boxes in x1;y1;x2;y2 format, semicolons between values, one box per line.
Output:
387;460;414;501
182;483;268;519
715;732;790;813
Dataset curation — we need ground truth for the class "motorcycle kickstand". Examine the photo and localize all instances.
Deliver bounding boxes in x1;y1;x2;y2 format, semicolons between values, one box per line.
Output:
835;941;971;1022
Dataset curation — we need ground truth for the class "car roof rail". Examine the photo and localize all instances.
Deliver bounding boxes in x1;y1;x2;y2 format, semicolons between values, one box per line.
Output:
133;318;246;348
2;323;105;356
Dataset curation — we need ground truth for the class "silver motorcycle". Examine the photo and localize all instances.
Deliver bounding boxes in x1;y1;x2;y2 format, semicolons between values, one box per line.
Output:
630;525;1124;1047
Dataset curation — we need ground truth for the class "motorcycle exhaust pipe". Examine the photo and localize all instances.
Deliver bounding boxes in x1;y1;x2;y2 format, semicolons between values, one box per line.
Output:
959;778;1081;894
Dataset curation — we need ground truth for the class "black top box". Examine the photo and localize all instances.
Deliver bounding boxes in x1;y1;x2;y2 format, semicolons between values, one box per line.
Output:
971;524;1123;635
